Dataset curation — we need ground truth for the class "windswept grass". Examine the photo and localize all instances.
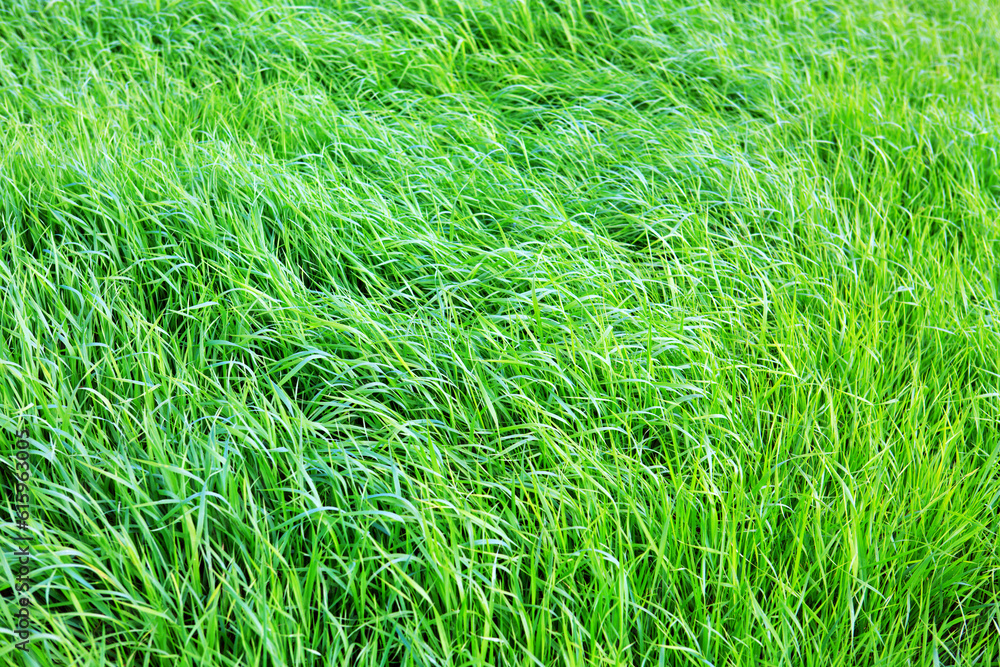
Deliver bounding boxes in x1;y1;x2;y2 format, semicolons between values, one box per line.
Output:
0;0;998;665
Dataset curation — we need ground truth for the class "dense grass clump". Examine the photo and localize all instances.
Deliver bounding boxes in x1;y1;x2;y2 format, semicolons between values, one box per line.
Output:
1;0;998;665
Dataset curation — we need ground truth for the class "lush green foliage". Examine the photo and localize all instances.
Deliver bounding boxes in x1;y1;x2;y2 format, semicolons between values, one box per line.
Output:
1;0;998;665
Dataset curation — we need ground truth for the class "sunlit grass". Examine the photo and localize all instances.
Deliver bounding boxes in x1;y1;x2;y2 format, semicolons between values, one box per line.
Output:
1;0;998;665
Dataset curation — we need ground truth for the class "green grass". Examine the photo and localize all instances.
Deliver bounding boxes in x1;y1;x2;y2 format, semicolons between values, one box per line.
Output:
1;0;999;664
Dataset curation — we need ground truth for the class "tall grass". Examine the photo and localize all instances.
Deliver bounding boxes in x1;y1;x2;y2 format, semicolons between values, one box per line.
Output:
1;0;998;665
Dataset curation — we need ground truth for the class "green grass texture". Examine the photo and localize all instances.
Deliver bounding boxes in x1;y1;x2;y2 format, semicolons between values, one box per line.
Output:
1;0;999;665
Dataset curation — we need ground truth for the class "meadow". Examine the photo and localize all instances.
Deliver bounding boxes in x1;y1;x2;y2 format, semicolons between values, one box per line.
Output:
1;0;999;665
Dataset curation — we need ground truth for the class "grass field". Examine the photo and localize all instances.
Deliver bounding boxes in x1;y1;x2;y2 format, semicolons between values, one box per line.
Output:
1;0;999;665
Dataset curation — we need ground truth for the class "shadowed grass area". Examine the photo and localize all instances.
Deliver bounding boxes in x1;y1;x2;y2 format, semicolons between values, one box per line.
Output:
0;0;998;665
